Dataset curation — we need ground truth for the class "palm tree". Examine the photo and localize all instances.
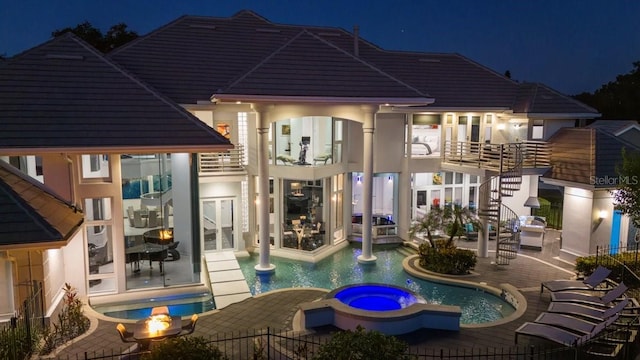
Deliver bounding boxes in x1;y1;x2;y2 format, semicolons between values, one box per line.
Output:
409;207;445;245
409;205;480;247
444;204;481;247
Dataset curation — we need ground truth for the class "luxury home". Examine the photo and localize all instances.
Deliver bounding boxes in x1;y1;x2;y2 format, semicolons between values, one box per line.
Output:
4;10;636;321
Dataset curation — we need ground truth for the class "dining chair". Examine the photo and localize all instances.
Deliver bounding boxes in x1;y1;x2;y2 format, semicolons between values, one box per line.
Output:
133;210;147;228
116;323;136;343
151;306;170;317
181;314;199;336
147;210;159;228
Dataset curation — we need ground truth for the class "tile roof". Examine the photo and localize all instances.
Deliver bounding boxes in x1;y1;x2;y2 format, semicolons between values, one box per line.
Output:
110;10;598;117
587;119;639;134
512;83;600;115
0;33;231;155
218;30;428;100
0;162;84;249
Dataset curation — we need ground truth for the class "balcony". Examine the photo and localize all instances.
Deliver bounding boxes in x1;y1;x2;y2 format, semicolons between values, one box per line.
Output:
442;140;550;170
198;145;245;175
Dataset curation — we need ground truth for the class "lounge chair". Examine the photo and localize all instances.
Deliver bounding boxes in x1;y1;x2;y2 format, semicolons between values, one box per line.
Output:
515;321;600;346
550;282;628;306
540;265;611;294
534;311;621;335
546;298;630;322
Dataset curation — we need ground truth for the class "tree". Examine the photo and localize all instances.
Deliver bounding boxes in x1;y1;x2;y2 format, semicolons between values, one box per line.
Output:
409;205;479;247
573;61;640;119
52;21;138;53
613;148;640;227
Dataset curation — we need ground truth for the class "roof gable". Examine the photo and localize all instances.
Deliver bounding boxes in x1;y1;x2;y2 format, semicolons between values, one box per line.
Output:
0;162;84;249
217;30;429;100
0;33;230;154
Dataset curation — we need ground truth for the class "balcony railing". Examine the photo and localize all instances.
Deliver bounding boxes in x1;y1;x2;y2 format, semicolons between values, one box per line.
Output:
442;140;550;169
198;145;245;174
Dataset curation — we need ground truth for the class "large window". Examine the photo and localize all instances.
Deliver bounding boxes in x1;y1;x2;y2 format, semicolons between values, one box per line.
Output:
81;154;110;181
282;178;325;251
273;117;336;166
410;114;441;157
412;172;478;219
120;153;197;290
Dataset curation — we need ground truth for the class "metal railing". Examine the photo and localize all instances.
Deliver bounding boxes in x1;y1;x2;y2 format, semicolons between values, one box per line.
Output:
443;140;550;169
1;281;44;360
54;327;620;360
198;145;245;174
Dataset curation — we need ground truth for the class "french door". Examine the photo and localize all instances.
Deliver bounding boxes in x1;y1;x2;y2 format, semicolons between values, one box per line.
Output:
202;198;235;251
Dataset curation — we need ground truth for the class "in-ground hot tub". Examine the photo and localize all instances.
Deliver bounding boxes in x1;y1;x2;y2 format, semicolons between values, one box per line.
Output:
299;283;461;335
333;283;426;311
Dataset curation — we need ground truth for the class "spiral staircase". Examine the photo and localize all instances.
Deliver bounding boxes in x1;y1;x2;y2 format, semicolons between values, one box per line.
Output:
478;143;523;265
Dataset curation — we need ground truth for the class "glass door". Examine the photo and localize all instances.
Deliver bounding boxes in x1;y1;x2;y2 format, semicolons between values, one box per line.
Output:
202;198;235;251
458;116;481;154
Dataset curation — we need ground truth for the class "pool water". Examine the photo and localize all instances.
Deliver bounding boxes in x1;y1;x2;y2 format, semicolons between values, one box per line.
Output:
93;292;215;320
238;243;515;324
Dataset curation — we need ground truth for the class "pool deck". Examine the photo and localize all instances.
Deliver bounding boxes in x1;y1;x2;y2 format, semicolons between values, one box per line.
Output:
50;229;589;358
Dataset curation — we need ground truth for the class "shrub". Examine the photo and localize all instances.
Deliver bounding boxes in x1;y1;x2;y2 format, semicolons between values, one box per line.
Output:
576;254;640;288
142;336;228;360
313;325;411;360
0;323;38;360
38;283;90;355
418;241;476;275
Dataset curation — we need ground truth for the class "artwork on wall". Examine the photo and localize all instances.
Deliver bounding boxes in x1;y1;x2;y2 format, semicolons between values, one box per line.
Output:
281;124;291;135
217;123;231;139
432;172;442;185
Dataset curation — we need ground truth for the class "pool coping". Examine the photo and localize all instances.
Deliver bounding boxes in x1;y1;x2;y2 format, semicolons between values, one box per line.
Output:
402;254;527;329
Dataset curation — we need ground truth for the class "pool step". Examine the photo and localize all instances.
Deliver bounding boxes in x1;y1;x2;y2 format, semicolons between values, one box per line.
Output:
204;250;252;309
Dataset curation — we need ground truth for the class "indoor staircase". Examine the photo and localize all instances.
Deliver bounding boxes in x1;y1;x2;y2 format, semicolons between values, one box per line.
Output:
478;143;523;265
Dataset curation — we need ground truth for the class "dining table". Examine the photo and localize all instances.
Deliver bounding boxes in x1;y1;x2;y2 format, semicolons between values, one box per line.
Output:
125;243;169;273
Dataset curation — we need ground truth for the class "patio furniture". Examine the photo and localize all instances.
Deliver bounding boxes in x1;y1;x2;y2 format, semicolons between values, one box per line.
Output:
540;265;611;294
515;318;608;346
546;298;630;322
313;153;332;165
134;315;183;350
180;314;198;336
550;282;628;306
534;311;621;335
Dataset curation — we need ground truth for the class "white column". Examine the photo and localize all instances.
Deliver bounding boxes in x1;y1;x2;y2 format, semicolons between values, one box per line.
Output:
254;105;275;273
398;115;411;241
358;106;377;263
0;252;14;318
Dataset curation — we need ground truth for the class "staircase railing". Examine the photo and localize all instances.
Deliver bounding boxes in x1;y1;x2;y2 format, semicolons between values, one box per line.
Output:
478;143;524;265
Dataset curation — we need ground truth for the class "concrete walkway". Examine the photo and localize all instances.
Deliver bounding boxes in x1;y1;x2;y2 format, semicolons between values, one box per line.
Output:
49;229;598;359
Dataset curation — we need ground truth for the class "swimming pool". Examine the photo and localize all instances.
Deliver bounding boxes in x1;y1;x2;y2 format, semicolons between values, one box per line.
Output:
238;243;515;324
92;292;215;320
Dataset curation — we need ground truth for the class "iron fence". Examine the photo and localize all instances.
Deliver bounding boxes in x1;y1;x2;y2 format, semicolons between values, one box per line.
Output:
52;327;628;360
1;281;45;360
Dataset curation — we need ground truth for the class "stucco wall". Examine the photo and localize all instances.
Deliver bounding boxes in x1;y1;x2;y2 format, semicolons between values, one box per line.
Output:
560;186;593;261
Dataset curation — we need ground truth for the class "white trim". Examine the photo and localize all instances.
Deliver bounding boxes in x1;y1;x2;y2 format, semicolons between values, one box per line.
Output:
212;94;434;106
614;123;640;137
